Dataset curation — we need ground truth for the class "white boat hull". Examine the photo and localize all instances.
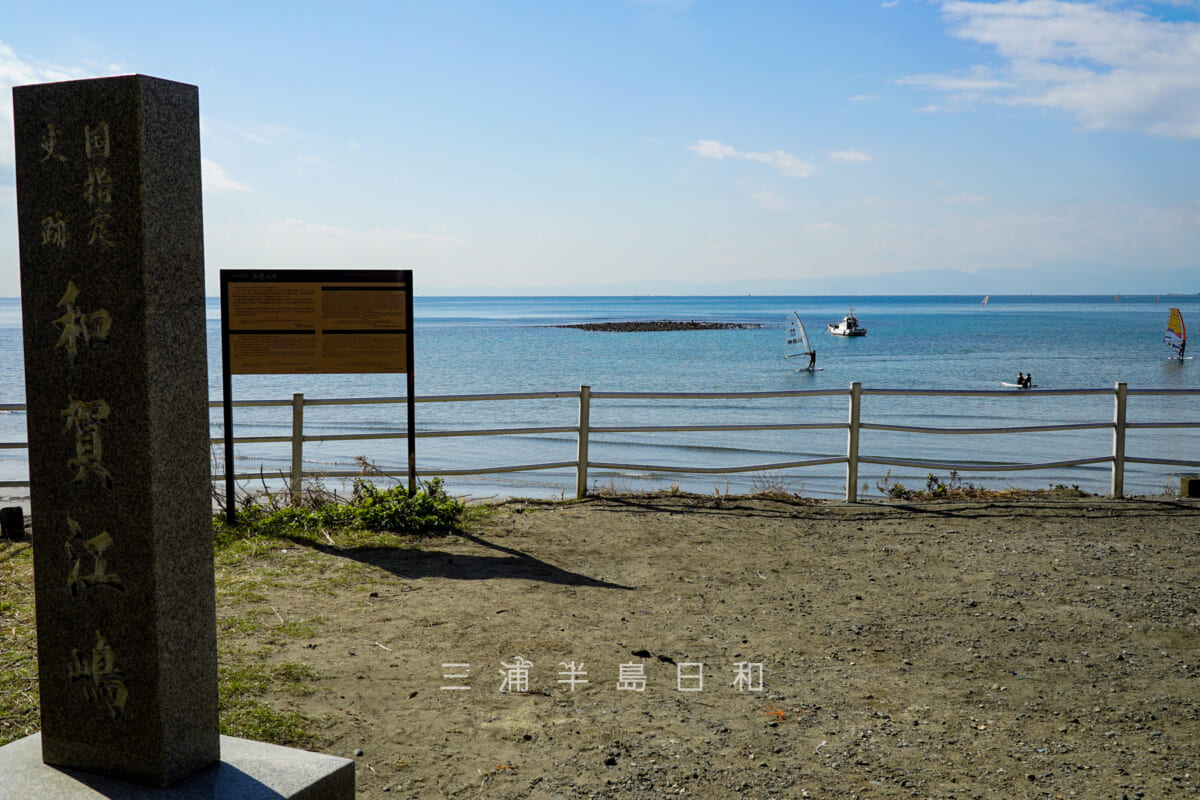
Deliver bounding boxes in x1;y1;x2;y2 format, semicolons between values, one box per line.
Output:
827;310;866;336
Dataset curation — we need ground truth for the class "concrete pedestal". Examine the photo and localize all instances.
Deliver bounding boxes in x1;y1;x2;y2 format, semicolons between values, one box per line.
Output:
0;734;354;800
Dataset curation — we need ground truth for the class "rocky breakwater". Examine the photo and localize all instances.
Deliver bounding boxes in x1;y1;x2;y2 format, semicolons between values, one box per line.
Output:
551;320;763;332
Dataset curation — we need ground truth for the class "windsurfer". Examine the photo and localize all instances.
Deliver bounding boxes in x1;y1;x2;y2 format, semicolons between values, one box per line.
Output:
808;350;817;371
1165;307;1187;360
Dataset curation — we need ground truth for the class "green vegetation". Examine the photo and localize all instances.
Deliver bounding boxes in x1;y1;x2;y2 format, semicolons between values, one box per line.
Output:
875;470;1090;501
218;659;321;748
0;477;478;750
216;477;476;548
0;542;38;745
219;704;317;748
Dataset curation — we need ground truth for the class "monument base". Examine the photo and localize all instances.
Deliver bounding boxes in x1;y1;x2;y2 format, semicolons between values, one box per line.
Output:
0;733;353;799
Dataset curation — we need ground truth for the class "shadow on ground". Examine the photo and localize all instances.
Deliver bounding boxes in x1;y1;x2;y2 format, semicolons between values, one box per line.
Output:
300;531;633;590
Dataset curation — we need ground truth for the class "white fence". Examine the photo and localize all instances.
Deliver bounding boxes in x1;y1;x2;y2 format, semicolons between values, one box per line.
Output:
5;382;1195;501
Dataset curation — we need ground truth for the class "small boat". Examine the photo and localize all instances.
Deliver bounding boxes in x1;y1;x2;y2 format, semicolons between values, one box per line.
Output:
827;309;866;336
1165;307;1190;360
784;312;821;371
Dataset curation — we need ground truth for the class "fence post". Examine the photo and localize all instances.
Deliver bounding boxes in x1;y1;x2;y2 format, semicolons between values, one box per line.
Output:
291;392;304;499
1111;381;1127;498
576;385;591;499
846;382;862;502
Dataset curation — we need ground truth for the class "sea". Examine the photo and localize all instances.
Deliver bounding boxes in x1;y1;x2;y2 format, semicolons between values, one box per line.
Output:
0;294;1197;502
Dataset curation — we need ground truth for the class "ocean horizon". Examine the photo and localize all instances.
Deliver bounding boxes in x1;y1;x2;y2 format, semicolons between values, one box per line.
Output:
1;293;1197;502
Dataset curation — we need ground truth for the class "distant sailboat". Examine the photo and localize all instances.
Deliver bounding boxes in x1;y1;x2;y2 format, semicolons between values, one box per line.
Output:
1165;307;1189;360
982;295;989;306
784;312;820;371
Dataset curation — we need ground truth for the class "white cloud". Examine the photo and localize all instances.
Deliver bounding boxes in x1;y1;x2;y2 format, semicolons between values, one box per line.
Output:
201;159;250;193
850;94;880;102
895;66;1010;93
688;139;816;178
856;200;1200;274
0;41;86;167
199;118;302;149
751;190;789;211
882;0;902;7
744;149;817;177
902;1;1200;138
273;218;462;247
688;139;737;160
200;117;301;145
828;150;873;163
944;192;987;204
204;218;466;292
214;217;461;261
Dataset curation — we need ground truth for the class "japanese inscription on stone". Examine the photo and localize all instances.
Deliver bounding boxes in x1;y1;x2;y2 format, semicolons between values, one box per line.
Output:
31;115;127;716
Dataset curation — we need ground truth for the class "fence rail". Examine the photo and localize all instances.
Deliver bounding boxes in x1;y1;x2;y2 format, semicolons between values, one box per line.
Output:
1;382;1198;500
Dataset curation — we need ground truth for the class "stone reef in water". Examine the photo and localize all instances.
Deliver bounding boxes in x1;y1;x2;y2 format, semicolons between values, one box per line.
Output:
551;320;762;332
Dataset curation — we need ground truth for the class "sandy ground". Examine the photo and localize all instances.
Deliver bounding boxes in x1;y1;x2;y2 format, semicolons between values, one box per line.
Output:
218;493;1200;799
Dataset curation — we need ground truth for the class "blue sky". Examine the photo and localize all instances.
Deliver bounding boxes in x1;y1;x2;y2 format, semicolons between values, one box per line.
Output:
3;0;1199;295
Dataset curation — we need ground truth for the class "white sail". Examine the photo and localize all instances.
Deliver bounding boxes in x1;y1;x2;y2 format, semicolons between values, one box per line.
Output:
784;312;814;362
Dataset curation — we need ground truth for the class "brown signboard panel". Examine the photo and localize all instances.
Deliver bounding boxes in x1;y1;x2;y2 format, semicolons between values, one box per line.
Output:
218;269;418;509
222;271;412;374
227;331;408;375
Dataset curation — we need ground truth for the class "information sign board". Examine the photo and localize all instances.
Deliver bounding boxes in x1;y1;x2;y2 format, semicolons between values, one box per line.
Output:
219;269;416;515
223;271;411;374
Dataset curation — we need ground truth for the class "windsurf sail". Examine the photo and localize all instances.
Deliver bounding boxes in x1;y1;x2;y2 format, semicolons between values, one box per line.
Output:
982;295;989;306
784;311;816;368
1165;307;1186;357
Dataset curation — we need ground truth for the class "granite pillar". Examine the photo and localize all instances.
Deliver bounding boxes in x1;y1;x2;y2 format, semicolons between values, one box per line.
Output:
12;74;218;787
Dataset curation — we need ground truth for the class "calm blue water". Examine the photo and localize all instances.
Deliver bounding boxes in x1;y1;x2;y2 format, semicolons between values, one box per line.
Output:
1;295;1197;500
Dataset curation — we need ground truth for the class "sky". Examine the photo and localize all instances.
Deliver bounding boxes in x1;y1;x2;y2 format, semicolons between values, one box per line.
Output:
2;0;1200;296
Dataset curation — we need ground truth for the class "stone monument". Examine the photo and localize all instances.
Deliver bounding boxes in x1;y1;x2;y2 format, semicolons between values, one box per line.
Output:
0;75;353;798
